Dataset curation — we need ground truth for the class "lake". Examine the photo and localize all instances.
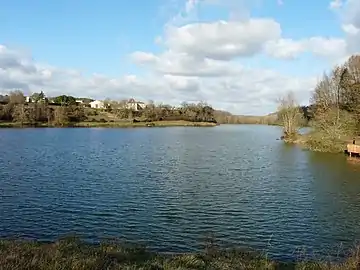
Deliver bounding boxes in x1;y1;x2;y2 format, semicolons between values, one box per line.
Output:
1;125;360;261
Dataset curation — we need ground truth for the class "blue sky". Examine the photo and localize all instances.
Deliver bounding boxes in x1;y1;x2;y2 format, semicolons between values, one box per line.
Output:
0;0;359;114
0;0;167;75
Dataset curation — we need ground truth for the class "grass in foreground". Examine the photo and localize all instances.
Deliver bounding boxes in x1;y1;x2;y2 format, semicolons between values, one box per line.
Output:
1;238;360;270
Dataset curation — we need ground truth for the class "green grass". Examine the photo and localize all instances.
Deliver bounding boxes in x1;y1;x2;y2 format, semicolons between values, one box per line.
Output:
0;120;218;128
0;238;359;270
285;132;356;154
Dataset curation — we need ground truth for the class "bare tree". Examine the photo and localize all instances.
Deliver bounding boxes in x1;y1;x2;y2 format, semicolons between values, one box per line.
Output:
311;64;357;138
9;90;25;104
12;104;28;125
277;91;303;139
54;106;69;126
103;98;111;109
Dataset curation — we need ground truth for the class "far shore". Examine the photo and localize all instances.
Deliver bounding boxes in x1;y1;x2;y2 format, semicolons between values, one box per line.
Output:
0;120;218;128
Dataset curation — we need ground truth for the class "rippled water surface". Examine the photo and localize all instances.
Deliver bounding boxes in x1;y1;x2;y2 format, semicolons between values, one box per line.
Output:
1;125;360;260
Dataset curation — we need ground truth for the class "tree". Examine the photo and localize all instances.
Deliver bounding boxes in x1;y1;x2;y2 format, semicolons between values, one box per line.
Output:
277;92;303;139
31;91;45;103
143;103;156;121
305;59;359;152
338;56;360;126
53;95;76;105
67;106;86;122
54;106;69;126
311;65;357;137
12;104;28;125
9;90;25;104
103;98;111;109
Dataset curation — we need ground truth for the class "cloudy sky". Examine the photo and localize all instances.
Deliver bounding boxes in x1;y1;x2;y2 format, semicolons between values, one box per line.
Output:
0;0;359;115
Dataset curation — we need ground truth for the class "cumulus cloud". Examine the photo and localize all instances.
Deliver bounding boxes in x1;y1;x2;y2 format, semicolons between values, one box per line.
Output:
265;37;347;60
0;43;316;115
131;50;242;77
0;45;183;101
163;19;281;60
327;0;360;55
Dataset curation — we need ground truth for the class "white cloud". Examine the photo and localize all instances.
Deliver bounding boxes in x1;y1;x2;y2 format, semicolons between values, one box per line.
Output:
162;19;281;60
264;37;347;60
264;39;305;59
132;50;242;77
330;0;360;54
344;0;360;28
0;43;316;115
342;24;360;35
151;11;349;62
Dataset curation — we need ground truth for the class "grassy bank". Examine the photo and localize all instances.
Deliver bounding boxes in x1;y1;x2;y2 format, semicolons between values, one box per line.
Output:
0;238;359;269
0;120;218;128
283;132;357;154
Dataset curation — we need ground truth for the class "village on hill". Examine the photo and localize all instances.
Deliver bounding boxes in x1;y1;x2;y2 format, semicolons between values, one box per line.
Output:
0;90;221;127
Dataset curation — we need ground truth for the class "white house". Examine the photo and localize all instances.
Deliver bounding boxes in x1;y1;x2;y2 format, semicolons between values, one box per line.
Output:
89;100;105;109
126;98;146;111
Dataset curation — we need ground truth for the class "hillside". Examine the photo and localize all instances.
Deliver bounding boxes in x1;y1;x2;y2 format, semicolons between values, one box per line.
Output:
214;110;279;125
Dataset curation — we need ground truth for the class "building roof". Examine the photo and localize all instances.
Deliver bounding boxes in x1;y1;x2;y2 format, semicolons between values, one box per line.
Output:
90;100;104;104
127;98;144;104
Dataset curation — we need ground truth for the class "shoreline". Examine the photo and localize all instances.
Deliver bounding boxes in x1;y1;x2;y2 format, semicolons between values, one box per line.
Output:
283;133;354;154
0;120;218;128
0;238;358;269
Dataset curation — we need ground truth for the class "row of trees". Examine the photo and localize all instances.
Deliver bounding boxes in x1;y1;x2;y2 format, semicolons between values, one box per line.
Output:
105;101;217;123
0;91;95;125
0;90;87;106
0;103;86;126
214;110;279;125
0;91;217;125
278;55;360;152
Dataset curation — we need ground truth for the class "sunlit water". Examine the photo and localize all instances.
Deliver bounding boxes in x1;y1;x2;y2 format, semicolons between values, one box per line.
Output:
1;125;360;261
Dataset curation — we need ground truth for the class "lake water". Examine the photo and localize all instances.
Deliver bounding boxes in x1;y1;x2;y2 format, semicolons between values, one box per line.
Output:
1;125;360;261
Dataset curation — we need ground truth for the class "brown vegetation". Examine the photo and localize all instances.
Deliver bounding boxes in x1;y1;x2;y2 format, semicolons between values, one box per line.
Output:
277;92;304;141
1;91;285;127
0;238;360;270
0;92;218;127
279;54;360;152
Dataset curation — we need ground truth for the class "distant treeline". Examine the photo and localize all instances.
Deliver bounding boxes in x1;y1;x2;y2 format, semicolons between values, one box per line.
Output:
213;110;281;125
1;90;319;127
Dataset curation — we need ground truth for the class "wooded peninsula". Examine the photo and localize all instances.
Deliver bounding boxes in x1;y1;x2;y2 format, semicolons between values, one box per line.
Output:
278;54;360;153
